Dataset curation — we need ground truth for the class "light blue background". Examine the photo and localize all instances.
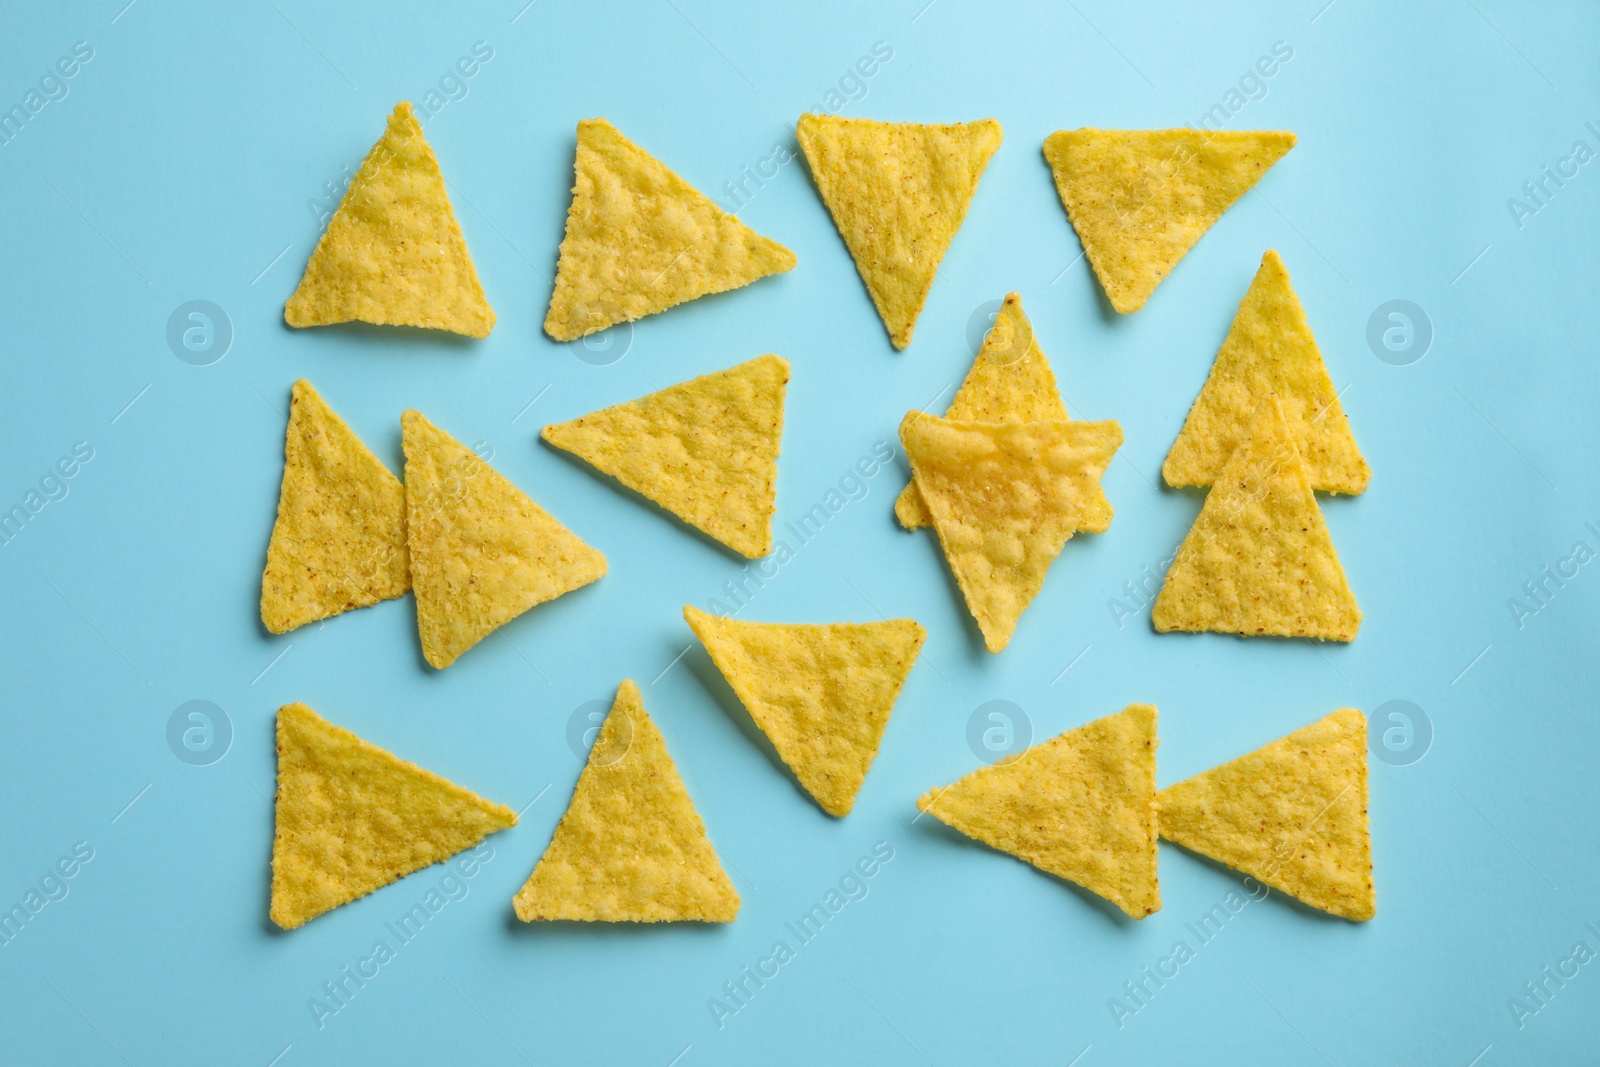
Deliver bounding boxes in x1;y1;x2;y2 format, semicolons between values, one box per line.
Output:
1;1;1596;1063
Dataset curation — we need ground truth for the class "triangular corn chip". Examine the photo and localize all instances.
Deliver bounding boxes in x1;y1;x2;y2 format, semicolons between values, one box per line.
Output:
683;605;925;816
894;293;1112;533
270;702;516;930
261;380;410;634
1043;128;1295;313
541;355;787;558
1163;250;1369;493
796;114;1002;349
916;703;1160;918
1152;398;1360;641
514;680;739;922
900;413;1122;652
403;410;606;669
285;102;495;338
544;119;796;341
1159;708;1374;920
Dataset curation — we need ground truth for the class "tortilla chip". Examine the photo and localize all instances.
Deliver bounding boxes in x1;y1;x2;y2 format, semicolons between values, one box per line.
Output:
541;355;787;558
270;702;516;930
796;114;1002;349
900;413;1122;652
260;380;410;633
544;119;795;341
1043;128;1295;313
1163;250;1369;493
285;102;494;338
683;605;925;816
513;680;739;922
894;293;1112;533
916;703;1160;918
403;410;606;669
1159;708;1374;920
1152;398;1360;641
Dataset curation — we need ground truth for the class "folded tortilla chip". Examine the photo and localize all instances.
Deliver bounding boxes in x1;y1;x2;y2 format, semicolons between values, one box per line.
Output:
894;293;1112;533
514;680;739;922
544;118;795;341
285;102;494;338
1164;250;1369;493
684;605;925;816
797;114;1002;348
270;701;516;930
901;413;1121;652
261;380;410;633
1043;128;1295;313
1159;708;1374;921
403;410;606;668
917;703;1160;918
1152;398;1360;641
541;355;787;558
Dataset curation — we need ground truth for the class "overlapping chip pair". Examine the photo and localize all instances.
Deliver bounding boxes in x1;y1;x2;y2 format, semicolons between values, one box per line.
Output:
895;295;1121;652
917;705;1375;922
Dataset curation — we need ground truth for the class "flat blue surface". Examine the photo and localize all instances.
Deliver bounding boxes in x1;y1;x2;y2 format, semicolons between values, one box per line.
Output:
1;1;1597;1063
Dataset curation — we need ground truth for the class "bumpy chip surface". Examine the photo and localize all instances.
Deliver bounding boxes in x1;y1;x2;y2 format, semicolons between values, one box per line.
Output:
894;293;1112;532
1043;128;1295;313
544;119;795;341
261;380;409;633
1152;399;1360;641
1163;250;1369;493
901;413;1122;652
514;680;740;922
796;114;1002;348
684;605;925;816
541;355;787;558
285;102;494;337
917;704;1160;918
1159;708;1374;921
270;702;516;930
403;410;605;669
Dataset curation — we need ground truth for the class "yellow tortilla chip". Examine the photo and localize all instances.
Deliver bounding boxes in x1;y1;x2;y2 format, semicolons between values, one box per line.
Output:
1159;708;1374;921
1043;128;1295;313
261;380;410;634
270;701;516;930
796;114;1002;349
1163;250;1369;493
544;119;796;341
403;410;606;669
900;413;1122;652
285;102;494;338
917;704;1160;918
514;680;739;922
683;605;925;817
541;355;787;558
1152;398;1360;641
894;293;1112;533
